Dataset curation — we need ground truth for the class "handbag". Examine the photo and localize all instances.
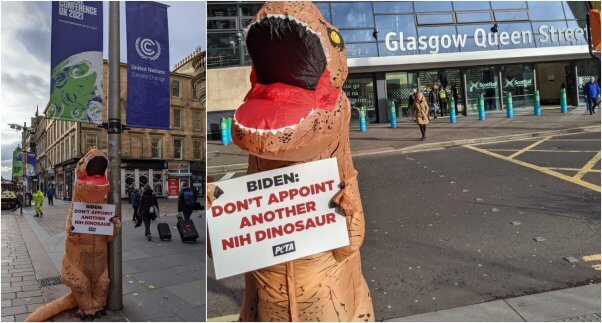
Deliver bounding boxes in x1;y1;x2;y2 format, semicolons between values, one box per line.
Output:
149;205;158;220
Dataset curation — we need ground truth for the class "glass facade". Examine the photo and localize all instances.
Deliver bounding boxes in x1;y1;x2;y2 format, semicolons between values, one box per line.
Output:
208;1;589;66
343;76;377;123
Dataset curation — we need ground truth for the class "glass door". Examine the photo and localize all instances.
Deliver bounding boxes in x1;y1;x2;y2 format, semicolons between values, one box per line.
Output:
343;76;376;123
418;69;465;114
465;66;501;113
386;72;419;119
501;64;535;109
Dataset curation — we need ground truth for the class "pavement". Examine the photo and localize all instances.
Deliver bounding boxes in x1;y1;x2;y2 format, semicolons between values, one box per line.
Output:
206;107;601;321
1;198;206;322
207;105;601;175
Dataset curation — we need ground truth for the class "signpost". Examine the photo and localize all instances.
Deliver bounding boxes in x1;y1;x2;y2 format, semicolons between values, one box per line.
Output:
208;158;349;279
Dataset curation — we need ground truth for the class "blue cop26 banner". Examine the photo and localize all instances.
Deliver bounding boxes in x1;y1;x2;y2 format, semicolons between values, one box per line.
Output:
25;153;36;177
126;1;170;129
49;1;103;124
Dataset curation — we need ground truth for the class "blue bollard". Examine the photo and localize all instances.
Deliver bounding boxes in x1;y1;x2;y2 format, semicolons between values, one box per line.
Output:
449;97;457;124
534;90;541;116
359;107;367;132
389;101;397;129
478;94;486;121
506;92;514;118
560;88;568;113
220;118;228;145
226;117;233;143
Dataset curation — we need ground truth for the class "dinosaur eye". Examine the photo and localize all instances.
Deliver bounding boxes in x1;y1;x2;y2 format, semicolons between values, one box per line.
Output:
327;28;345;50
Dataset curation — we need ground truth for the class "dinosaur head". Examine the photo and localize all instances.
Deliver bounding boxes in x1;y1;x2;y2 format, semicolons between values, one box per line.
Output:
233;1;349;161
75;148;110;203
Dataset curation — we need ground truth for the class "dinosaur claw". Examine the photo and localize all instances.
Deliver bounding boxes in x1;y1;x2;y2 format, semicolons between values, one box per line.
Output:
214;186;224;199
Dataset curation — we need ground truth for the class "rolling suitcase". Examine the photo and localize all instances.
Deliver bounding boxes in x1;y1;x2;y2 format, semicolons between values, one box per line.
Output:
176;216;199;243
157;222;172;241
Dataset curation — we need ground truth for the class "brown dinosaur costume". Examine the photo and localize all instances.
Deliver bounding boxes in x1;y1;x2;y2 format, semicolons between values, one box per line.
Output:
208;2;375;321
26;148;120;322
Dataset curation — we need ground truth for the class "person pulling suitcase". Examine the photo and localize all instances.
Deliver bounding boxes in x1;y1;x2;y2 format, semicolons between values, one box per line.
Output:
178;183;196;220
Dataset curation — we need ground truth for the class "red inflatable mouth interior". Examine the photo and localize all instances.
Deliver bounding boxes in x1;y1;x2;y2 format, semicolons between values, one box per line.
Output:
234;70;339;131
234;15;340;132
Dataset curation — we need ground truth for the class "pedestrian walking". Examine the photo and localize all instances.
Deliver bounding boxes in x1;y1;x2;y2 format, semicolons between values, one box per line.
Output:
178;183;196;221
439;86;449;117
138;185;159;241
130;188;141;224
413;92;430;141
428;85;439;119
584;76;601;115
46;185;55;206
13;190;23;214
407;88;417;118
33;189;44;218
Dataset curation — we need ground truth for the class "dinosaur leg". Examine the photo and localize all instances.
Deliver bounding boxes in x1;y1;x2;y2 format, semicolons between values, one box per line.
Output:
62;260;95;317
91;267;110;316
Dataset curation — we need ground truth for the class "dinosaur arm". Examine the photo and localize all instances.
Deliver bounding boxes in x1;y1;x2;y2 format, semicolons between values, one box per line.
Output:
331;171;365;262
206;184;224;259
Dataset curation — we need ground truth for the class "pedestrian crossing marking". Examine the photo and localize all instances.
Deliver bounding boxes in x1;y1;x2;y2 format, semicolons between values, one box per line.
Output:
582;254;601;271
574;152;601;180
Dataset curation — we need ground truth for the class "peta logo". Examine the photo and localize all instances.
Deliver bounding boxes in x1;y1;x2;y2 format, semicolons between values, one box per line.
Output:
272;241;296;257
88;227;96;232
135;37;161;60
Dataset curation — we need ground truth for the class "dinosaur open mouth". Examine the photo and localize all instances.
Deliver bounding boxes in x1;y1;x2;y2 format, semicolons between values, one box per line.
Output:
234;15;340;133
82;156;108;186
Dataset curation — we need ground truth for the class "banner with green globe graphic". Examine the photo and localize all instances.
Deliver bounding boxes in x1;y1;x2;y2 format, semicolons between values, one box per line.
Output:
49;2;103;124
12;150;22;178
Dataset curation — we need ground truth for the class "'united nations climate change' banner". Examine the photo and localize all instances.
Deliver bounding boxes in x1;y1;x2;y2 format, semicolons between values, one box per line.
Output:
126;2;170;129
25;153;36;177
12;150;22;178
49;1;103;124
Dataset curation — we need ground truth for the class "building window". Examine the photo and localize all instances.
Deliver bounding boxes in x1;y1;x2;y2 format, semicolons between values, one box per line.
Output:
151;138;162;159
193;140;202;160
71;134;76;158
192;84;200;100
193;110;202;131
85;133;98;152
172;80;180;97
331;2;374;28
173;109;182;129
173;138;183;160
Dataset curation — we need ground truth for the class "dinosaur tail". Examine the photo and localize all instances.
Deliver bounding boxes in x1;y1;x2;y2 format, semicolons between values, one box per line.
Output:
24;292;77;322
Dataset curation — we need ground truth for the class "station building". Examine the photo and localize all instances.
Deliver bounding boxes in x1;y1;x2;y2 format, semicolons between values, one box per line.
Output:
207;1;601;136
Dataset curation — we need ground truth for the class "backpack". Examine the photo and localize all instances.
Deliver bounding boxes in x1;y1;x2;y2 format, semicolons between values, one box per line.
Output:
183;190;195;207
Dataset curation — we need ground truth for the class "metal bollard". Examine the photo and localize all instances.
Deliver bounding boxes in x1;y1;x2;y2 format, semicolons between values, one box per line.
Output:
449;97;457;123
560;88;568;113
220;118;228;145
389;101;397;129
359;106;367;132
505;92;514;118
478;94;486;121
534;90;541;116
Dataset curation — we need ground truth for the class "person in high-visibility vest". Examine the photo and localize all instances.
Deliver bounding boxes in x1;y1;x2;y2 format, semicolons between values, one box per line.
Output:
32;189;44;217
438;86;449;117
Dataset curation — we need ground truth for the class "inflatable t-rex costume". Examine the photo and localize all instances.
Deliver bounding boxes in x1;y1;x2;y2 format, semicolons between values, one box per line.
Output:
26;148;120;322
208;2;374;321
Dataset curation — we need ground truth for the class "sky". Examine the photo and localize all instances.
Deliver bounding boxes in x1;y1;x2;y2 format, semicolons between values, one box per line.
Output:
0;1;206;180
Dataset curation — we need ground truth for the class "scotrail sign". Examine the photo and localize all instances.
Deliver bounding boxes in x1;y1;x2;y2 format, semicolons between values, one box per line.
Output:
126;1;171;130
49;1;103;124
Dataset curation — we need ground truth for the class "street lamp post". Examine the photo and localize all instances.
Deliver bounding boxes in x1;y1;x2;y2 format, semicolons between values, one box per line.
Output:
106;1;123;310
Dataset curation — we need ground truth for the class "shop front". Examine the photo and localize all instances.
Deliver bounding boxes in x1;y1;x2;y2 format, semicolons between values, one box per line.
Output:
120;159;167;199
190;161;205;198
55;166;64;199
166;161;191;199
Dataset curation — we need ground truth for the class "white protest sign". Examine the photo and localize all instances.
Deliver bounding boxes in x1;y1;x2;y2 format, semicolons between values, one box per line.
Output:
71;202;115;235
208;158;349;279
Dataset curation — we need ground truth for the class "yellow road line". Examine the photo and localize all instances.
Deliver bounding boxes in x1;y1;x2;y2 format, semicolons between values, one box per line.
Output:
583;254;601;271
207;314;240;322
574;152;601;180
464;145;601;192
546;167;601;173
547;139;600;141
508;136;551;159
